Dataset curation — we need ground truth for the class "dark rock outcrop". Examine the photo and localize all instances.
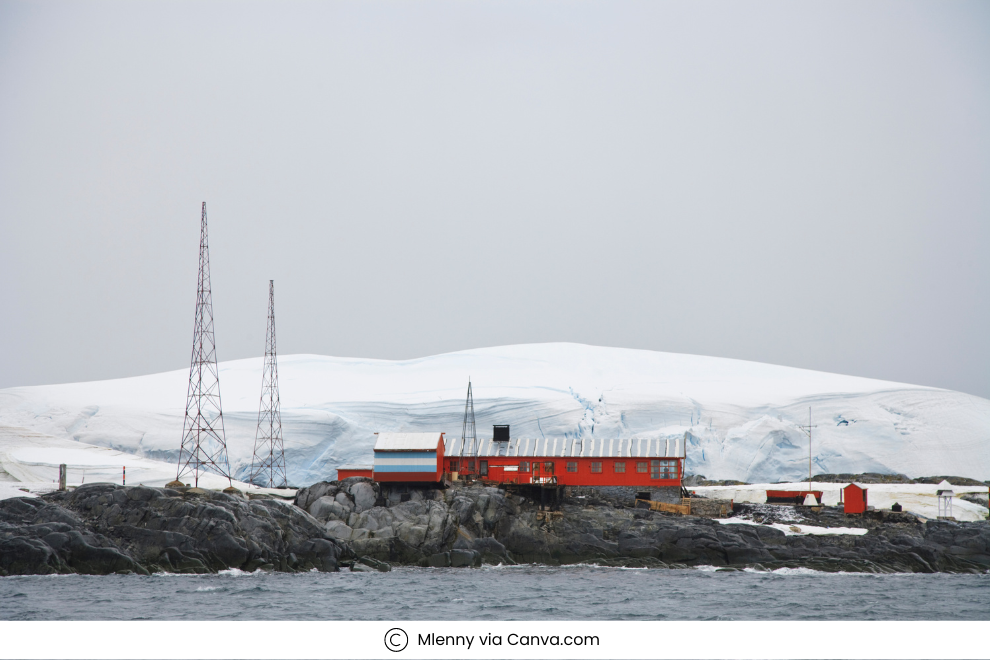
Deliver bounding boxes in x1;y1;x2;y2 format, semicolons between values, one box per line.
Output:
5;480;989;576
295;480;990;573
960;493;989;508
0;483;348;576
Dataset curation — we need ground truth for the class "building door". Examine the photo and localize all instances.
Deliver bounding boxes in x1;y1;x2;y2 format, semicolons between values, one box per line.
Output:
480;460;488;477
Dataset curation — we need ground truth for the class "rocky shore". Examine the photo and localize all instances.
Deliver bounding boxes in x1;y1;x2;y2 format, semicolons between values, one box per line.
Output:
0;483;349;576
2;478;988;575
295;478;990;574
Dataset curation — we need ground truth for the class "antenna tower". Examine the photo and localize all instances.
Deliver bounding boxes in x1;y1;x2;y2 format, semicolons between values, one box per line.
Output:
249;280;287;487
460;379;477;460
174;202;232;487
796;407;817;485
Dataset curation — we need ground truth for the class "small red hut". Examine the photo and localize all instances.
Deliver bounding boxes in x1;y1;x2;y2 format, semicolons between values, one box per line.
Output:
843;483;868;514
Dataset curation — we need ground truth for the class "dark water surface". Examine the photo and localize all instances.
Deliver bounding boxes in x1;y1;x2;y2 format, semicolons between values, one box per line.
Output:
1;565;987;621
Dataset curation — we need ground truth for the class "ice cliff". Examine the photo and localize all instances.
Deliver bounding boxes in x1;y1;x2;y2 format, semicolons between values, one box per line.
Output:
0;343;987;485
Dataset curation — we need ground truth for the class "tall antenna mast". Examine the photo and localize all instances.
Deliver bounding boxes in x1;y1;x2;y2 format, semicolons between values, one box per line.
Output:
249;280;287;488
796;407;817;486
460;379;477;460
174;202;232;487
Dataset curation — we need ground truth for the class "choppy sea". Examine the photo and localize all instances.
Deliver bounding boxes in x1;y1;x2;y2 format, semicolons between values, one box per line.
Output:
1;565;987;621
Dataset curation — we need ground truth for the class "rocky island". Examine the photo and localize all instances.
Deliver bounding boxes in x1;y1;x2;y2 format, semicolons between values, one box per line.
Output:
2;478;988;576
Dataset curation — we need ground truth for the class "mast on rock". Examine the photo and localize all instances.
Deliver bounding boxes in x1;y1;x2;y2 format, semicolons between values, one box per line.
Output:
172;203;232;488
459;379;477;476
249;280;287;488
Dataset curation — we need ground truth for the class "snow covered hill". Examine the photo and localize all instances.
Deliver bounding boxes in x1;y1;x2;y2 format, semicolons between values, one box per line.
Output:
0;343;987;486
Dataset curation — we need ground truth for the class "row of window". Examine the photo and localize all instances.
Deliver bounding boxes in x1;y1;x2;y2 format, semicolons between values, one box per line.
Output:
447;459;679;479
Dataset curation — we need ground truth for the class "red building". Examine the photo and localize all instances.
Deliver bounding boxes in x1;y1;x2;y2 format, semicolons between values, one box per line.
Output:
372;432;446;483
443;435;685;488
336;465;373;480
843;483;868;514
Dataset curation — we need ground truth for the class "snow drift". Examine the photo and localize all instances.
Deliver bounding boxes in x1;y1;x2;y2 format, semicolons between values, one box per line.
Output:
0;343;987;486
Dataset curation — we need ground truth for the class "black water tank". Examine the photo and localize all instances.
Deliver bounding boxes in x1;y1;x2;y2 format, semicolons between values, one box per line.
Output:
493;425;510;442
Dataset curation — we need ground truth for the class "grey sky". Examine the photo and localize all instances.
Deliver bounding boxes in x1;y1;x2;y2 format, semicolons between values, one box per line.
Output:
1;0;988;398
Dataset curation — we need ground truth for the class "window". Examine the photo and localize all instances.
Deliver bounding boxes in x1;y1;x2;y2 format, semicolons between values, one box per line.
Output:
591;461;602;474
543;462;555;474
636;461;648;473
566;462;577;473
614;461;626;473
520;461;530;473
650;459;660;479
480;460;488;477
468;460;475;471
449;460;459;472
660;459;678;480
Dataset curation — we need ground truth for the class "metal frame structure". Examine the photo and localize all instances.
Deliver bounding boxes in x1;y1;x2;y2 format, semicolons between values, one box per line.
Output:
249;280;287;487
175;202;232;487
459;379;477;466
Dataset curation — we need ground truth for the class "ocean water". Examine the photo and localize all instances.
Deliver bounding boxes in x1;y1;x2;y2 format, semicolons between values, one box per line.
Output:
2;566;988;621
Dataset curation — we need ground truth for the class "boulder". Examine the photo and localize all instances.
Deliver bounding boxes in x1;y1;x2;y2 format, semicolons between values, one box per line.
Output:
348;482;378;513
449;549;480;568
309;496;348;522
428;552;450;568
324;520;353;540
334;493;355;512
293;482;340;512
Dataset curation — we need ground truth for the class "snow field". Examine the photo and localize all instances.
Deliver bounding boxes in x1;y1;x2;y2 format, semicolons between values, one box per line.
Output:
0;343;986;489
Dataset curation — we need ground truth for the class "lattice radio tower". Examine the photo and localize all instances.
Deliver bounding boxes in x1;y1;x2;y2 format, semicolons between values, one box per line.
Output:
173;202;232;487
249;280;287;487
460;379;477;461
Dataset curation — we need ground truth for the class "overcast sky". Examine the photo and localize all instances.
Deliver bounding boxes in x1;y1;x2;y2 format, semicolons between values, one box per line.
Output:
1;0;988;398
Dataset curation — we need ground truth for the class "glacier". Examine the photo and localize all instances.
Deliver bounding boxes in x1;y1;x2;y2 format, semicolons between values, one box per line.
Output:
0;343;987;487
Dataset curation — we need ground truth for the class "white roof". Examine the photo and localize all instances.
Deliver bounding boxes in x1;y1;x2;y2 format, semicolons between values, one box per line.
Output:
444;435;686;458
374;432;444;452
337;464;373;471
936;479;954;495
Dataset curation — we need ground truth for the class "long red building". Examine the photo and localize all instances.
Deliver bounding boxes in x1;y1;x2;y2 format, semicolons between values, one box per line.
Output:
443;435;685;488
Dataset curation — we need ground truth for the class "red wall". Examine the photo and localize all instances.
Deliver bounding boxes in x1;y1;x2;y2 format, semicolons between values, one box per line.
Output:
444;455;683;487
337;468;373;480
374;471;441;483
843;484;868;514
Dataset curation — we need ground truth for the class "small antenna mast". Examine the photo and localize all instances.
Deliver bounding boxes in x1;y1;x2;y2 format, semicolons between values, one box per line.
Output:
796;407;817;485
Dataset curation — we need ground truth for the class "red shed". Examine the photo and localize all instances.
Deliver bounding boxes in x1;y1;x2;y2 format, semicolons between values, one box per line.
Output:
337;465;373;480
443;435;685;488
843;483;868;514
